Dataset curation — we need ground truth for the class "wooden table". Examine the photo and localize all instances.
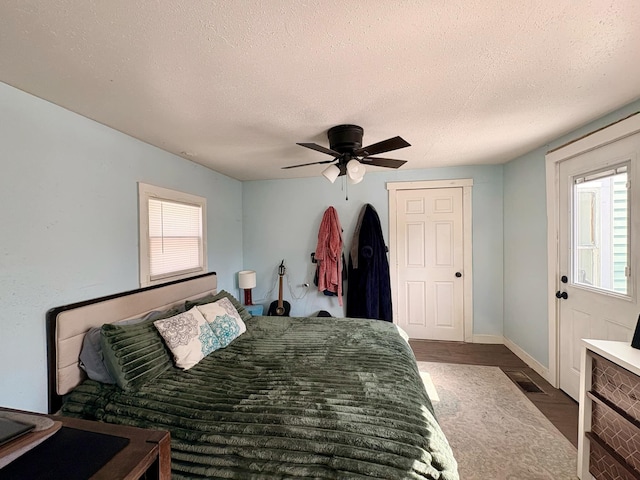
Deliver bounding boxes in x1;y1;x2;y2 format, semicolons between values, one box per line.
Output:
0;408;171;479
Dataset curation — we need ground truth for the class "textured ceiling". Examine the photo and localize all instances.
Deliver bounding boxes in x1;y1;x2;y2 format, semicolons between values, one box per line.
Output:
1;1;639;181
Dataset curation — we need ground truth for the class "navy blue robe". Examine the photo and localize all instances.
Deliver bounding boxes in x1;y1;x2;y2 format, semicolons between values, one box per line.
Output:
346;204;392;322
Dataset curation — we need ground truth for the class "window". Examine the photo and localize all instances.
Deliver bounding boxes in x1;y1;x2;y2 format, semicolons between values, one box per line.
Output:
139;183;207;287
572;164;629;295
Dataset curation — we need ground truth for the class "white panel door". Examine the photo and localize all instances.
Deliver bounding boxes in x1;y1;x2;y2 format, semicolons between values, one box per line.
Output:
558;132;640;400
396;188;464;340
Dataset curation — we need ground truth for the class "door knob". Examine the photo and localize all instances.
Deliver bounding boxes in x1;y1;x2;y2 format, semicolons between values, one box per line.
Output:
555;291;568;300
455;272;462;278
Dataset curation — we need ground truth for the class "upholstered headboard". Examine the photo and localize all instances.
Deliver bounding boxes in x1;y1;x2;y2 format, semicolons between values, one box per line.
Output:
46;272;217;413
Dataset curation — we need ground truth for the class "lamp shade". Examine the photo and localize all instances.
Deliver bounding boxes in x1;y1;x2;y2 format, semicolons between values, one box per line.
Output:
347;174;364;185
346;159;361;173
350;162;365;177
238;270;256;289
322;164;340;183
347;160;365;184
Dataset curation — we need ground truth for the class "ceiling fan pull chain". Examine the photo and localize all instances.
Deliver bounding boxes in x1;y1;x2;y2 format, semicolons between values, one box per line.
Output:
344;176;349;201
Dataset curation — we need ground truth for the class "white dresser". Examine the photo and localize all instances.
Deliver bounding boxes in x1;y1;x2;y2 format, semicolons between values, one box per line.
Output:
578;339;640;479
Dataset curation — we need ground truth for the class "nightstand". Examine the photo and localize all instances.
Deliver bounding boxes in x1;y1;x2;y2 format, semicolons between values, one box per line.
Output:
245;304;264;316
0;408;170;479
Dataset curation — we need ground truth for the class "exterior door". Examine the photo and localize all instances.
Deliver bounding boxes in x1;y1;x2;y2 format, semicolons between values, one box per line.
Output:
394;187;465;340
558;132;640;400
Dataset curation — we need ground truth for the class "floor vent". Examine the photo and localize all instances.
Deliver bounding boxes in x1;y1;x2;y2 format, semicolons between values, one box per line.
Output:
505;371;546;394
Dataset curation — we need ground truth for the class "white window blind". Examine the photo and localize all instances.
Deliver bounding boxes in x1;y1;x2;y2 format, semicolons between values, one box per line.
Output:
148;198;203;279
139;183;207;287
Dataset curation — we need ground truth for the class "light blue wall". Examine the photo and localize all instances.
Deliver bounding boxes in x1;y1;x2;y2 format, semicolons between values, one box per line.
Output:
0;82;243;412
503;152;548;362
503;98;640;368
242;165;504;336
3;75;637;413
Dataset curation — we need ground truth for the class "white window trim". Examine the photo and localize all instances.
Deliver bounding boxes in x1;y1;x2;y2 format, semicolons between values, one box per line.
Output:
138;182;208;287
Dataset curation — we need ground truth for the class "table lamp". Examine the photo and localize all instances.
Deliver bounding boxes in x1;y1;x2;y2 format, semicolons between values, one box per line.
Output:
238;270;256;305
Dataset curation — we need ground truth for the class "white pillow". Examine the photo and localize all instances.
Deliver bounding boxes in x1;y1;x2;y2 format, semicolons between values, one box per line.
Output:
154;307;220;369
197;297;246;347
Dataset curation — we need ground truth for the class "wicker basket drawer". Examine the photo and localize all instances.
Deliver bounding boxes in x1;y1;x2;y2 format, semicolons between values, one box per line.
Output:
589;435;640;480
591;400;640;474
592;353;640;422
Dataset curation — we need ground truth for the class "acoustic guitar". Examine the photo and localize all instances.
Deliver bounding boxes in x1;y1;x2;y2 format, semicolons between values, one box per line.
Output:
267;260;291;316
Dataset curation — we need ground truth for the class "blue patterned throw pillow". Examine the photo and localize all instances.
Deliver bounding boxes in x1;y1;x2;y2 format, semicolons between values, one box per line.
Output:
197;297;247;347
154;307;217;369
199;323;221;354
210;314;241;347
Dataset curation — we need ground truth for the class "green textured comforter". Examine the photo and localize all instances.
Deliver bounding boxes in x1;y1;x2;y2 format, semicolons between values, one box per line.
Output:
62;316;458;479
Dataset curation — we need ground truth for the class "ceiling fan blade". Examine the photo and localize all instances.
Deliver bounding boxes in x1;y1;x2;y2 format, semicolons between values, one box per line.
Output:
297;142;342;157
282;159;336;169
353;136;411;157
359;157;407;169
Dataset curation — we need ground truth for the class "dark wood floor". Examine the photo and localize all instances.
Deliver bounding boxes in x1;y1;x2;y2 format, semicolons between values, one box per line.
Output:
409;340;579;447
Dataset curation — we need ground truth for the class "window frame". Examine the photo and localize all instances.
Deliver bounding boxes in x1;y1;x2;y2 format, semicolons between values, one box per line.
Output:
138;182;207;287
570;162;631;299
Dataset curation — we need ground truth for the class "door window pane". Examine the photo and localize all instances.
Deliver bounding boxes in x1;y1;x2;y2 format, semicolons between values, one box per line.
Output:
573;166;629;295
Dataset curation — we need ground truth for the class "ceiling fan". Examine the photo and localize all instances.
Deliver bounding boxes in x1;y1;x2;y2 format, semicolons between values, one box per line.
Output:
283;125;410;183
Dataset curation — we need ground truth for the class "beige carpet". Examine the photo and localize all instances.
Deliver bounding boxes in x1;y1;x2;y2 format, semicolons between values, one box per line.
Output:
418;362;578;480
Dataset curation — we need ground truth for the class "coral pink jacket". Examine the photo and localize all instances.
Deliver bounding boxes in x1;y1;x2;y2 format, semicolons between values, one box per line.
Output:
315;206;343;305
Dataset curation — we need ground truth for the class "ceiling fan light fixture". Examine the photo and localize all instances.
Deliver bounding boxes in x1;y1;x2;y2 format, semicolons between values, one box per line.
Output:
347;173;364;185
346;159;360;173
290;125;410;185
347;161;365;181
322;164;340;183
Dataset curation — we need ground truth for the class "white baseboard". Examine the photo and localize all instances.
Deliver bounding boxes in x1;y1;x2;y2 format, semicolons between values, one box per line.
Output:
503;337;551;383
472;334;504;344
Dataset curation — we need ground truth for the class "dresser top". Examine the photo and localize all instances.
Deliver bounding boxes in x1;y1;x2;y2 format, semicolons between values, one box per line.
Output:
583;339;640;376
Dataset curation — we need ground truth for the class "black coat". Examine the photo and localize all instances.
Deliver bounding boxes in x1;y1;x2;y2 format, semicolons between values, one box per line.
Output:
346;204;392;321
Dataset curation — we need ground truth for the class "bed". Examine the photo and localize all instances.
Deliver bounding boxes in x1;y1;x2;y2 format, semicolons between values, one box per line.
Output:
47;272;458;479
